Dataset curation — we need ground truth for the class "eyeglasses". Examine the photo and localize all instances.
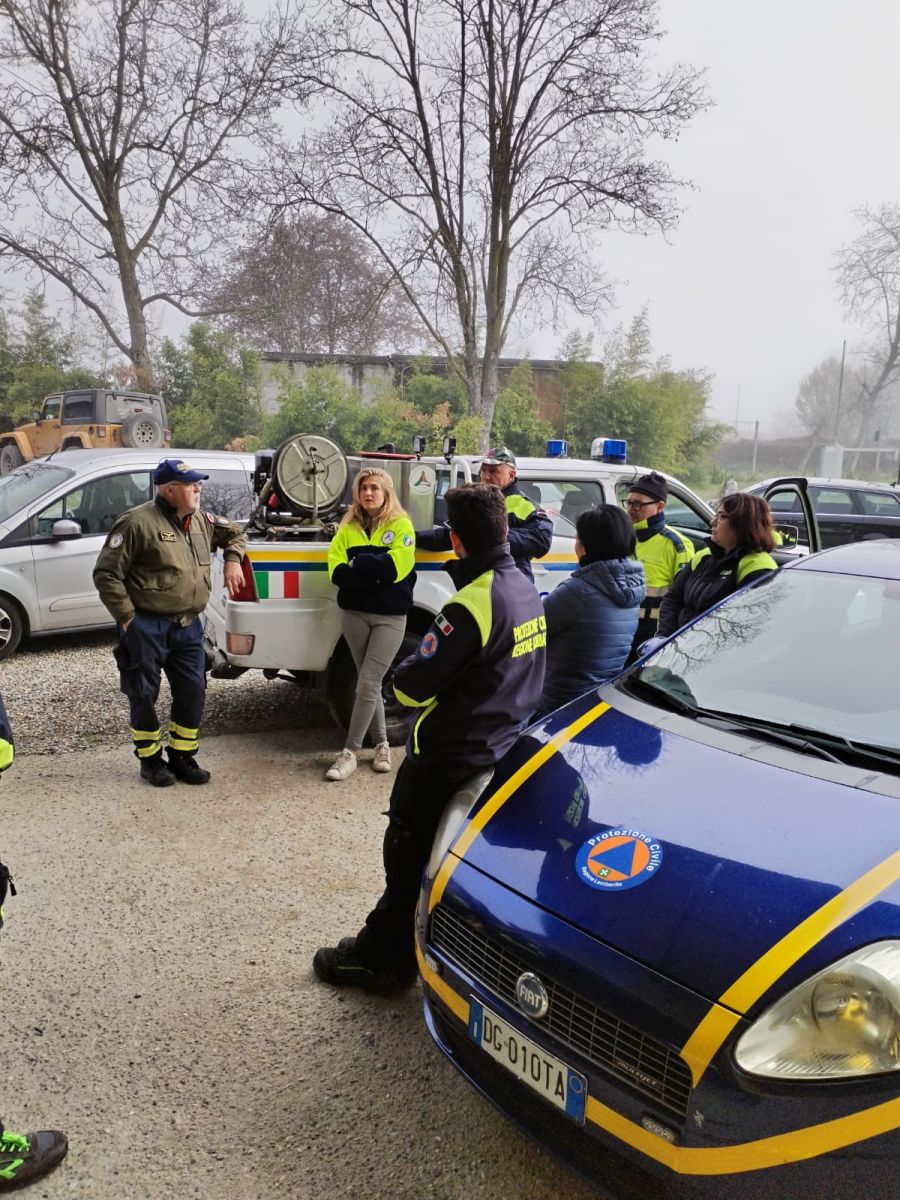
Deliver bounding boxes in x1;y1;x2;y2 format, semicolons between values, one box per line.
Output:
624;499;656;511
712;512;729;523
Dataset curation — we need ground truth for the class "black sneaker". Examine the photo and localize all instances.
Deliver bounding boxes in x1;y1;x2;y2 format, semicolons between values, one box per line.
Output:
0;1128;68;1191
312;936;417;993
139;752;176;788
167;751;211;785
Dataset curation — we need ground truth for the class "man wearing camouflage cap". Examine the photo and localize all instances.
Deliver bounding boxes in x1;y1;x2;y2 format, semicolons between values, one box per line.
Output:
416;446;552;582
93;458;247;787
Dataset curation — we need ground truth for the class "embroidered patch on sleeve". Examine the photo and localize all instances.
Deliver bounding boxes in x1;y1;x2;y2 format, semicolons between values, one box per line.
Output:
436;613;454;636
108;532;124;549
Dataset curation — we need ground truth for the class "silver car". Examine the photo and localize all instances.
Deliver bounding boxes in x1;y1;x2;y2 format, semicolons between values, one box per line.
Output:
0;447;255;658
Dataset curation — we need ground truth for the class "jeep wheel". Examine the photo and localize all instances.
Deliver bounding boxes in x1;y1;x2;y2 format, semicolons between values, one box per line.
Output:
0;595;24;659
120;413;164;448
0;443;24;475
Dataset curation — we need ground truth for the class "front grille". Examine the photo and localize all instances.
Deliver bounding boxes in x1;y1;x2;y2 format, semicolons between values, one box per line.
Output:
430;905;693;1117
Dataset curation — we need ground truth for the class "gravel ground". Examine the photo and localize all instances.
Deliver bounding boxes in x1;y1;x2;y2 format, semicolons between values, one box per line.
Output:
1;637;600;1200
1;628;331;756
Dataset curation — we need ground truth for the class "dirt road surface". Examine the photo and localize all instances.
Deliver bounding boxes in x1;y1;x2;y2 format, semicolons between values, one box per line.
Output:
2;727;599;1200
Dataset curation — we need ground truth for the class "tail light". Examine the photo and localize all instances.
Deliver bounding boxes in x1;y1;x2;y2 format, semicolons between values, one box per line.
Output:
97;425;107;437
164;428;172;442
229;556;258;602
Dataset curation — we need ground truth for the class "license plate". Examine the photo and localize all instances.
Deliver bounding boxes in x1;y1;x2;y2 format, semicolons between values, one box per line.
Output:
468;999;586;1123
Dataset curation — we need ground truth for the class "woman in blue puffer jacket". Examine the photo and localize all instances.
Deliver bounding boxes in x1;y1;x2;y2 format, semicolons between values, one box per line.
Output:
537;504;646;715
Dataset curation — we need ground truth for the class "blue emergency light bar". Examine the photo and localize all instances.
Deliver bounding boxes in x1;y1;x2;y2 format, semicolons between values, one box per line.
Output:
545;439;568;458
590;436;627;464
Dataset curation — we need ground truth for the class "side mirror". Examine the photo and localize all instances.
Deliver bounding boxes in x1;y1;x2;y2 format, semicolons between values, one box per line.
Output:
772;523;801;549
51;518;82;540
32;410;41;424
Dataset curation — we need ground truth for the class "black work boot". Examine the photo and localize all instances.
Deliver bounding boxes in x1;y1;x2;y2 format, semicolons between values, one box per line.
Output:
0;1128;68;1190
167;750;211;785
313;936;417;994
139;751;176;788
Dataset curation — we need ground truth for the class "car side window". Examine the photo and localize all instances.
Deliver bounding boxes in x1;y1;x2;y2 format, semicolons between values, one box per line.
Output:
201;469;254;521
811;487;854;514
859;490;900;515
764;490;796;514
61;393;96;424
518;479;604;536
34;471;151;538
42;396;62;421
661;491;711;533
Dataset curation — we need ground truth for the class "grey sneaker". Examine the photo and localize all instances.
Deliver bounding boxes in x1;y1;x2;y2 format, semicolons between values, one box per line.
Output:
325;748;357;781
372;742;392;773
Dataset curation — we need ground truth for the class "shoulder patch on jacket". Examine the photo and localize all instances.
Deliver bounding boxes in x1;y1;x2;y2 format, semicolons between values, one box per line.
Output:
205;511;230;526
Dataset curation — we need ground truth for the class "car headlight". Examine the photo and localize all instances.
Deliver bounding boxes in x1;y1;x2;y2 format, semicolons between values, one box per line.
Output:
425;768;494;881
734;941;900;1080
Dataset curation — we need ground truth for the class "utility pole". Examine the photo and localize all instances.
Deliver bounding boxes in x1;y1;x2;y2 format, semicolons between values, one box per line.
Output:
833;339;846;441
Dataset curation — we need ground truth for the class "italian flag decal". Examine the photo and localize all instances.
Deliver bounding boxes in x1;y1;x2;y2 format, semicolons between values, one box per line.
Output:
254;570;300;599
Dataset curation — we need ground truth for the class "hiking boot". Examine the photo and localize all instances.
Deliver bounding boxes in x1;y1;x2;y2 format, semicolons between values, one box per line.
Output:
325;748;357;782
0;1128;68;1190
312;936;417;993
372;742;392;773
139;751;176;788
167;750;211;785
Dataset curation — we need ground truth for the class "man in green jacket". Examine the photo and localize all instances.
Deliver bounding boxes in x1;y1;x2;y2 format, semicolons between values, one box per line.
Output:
93;458;247;787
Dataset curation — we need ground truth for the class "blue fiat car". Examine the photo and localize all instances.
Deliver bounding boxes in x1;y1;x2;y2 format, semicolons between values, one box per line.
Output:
416;539;900;1199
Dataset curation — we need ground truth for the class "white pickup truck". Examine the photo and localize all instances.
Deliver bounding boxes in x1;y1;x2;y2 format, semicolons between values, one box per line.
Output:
204;434;717;742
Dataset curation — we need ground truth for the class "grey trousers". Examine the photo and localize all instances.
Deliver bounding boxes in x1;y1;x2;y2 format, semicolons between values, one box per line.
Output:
341;610;407;750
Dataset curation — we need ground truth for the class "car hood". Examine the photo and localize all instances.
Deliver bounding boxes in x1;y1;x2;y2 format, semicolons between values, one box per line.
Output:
453;691;900;1009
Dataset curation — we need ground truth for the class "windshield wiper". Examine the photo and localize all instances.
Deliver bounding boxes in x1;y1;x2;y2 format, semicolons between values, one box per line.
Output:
780;722;900;770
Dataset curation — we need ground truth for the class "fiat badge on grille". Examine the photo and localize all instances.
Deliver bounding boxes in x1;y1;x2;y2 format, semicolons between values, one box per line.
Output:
515;972;549;1021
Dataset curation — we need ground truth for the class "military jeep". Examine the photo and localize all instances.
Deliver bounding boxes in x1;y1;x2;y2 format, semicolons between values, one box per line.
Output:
0;389;170;475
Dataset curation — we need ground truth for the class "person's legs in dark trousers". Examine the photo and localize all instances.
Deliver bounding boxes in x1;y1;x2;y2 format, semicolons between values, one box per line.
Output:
314;756;480;988
115;612;171;783
626;612;658;666
162;618;209;783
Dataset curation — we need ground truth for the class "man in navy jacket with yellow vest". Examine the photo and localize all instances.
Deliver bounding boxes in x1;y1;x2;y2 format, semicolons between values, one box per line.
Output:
416;447;552;582
625;471;694;659
314;483;546;992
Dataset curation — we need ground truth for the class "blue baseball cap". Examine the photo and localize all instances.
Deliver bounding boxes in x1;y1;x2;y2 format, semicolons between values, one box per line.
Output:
154;458;210;485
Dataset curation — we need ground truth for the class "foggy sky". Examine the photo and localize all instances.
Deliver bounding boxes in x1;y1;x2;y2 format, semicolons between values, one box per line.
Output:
514;0;900;433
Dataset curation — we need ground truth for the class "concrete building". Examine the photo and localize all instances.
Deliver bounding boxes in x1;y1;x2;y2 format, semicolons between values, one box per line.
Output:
259;351;573;427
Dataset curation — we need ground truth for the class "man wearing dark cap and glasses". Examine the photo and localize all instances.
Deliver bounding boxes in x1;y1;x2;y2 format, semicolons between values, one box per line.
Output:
623;471;694;657
93;458;246;787
416;446;552;582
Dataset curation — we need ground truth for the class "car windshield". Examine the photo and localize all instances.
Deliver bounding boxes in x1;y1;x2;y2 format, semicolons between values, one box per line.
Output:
624;568;900;754
0;462;74;523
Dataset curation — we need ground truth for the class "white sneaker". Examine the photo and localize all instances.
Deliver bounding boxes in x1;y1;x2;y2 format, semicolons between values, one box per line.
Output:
372;742;392;773
325;748;357;781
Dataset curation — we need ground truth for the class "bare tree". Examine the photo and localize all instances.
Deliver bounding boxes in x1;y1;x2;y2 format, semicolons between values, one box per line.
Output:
836;204;900;471
0;0;296;386
216;213;418;354
282;0;705;448
793;354;865;470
